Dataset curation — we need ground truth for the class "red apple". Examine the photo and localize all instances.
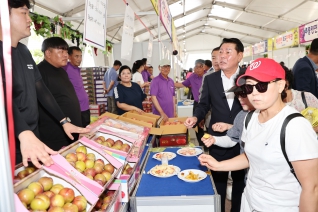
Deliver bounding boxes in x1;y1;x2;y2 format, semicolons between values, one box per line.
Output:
104;164;114;174
102;141;112;148
38;177;53;191
17;170;29;179
101;170;112;182
75;161;86;172
97;136;105;142
59;188;75;203
18;188;35;205
101;203;109;210
95;159;105;166
93;163;104;174
25;166;36;175
65;153;78;162
50;194;65;207
75;146;87;154
111;145;121;150
50;184;64;194
95;138;103;144
86;153;95;161
114;140;123;146
106;138;114;146
63;203;79;212
30;194;50;210
102;195;112;204
43;191;55;198
94;174;106;185
120;144;130;152
84;168;96;178
107;190;115;197
124;167;133;175
76;152;87;162
48;206;65;212
28;182;44;196
72;195;87;211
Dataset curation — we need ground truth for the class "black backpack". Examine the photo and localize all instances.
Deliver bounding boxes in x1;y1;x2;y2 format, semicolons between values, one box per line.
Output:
244;111;303;184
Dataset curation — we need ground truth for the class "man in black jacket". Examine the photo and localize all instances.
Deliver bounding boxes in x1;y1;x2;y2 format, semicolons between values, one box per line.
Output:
185;38;245;212
292;38;318;98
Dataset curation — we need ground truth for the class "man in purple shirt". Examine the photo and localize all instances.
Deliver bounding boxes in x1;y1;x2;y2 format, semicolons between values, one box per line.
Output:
175;59;206;141
63;46;90;127
150;59;176;121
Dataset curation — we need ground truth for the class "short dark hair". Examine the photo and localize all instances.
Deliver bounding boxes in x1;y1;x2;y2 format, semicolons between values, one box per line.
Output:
68;46;81;55
205;60;212;67
189;68;193;72
132;60;144;74
41;37;68;53
9;0;33;9
212;47;220;53
281;65;293;89
309;38;318;55
148;66;153;69
113;60;122;66
220;38;244;53
142;58;147;65
118;65;131;81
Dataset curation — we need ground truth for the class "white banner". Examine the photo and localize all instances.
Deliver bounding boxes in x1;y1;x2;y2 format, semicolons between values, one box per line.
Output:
84;0;107;50
160;0;172;40
121;5;135;61
253;42;266;54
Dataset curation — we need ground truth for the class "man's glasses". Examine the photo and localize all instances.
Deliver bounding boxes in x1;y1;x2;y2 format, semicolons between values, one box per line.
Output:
242;79;281;95
234;90;247;98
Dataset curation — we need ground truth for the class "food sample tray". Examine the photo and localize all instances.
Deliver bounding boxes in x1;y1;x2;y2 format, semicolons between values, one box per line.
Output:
130;147;220;212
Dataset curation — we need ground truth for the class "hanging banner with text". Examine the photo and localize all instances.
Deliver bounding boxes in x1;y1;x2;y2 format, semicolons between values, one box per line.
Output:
172;21;179;52
267;38;273;52
243;46;252;57
147;35;153;63
160;0;172;40
299;21;318;44
253;40;268;55
150;0;159;15
84;0;108;50
274;28;299;50
121;5;135;61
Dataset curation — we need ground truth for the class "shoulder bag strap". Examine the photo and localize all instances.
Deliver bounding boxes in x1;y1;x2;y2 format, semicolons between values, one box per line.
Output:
280;113;303;185
301;91;308;108
244;110;255;129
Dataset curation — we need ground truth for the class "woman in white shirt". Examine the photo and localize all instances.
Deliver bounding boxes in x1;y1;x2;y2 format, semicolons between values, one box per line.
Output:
132;60;150;88
198;58;318;212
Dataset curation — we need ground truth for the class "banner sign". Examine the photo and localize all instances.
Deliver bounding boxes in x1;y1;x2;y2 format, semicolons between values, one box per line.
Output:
243;46;252;57
253;40;268;54
150;0;159;15
84;0;108;50
160;0;172;40
299;21;318;43
267;38;273;52
274;28;299;50
121;5;135;61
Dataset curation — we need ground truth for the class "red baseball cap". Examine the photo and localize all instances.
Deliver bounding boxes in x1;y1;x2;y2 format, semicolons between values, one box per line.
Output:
236;58;285;86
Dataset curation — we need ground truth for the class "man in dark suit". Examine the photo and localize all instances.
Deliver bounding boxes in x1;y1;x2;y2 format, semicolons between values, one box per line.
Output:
185;38;245;212
293;38;318;98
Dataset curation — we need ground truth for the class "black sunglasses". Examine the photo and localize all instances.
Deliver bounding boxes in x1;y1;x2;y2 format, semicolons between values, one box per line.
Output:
234;90;247;98
242;79;281;95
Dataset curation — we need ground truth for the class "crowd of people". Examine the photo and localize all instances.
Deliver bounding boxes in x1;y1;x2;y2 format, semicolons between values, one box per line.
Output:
2;0;318;211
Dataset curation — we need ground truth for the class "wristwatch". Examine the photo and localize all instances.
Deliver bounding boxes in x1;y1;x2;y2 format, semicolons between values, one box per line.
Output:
60;117;71;126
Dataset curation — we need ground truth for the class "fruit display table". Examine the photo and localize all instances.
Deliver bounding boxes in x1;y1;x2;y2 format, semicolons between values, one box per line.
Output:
130;147;220;212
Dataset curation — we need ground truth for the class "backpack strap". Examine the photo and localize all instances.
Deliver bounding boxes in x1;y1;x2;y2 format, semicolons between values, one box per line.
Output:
280;113;303;185
244;110;255;129
301;91;308;108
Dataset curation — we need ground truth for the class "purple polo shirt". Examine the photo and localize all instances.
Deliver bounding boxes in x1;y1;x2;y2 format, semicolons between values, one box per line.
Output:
182;72;206;102
63;62;89;111
150;74;175;118
141;69;151;82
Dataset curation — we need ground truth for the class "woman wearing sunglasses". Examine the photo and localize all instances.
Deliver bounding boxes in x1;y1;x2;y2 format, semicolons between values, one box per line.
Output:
198;58;318;211
201;71;255;154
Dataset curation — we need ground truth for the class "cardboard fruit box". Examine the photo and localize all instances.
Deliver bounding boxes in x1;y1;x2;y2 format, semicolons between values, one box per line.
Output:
14;168;98;212
58;139;123;196
121;112;157;127
92;185;122;212
14;163;38;185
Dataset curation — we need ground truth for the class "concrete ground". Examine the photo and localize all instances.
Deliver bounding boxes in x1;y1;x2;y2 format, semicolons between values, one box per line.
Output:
189;128;232;212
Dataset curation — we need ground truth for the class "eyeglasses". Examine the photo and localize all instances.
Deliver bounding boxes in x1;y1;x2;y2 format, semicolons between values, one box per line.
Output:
234;90;247;98
243;79;281;95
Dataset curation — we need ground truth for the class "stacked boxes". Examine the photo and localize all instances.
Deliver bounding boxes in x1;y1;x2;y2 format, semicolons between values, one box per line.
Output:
142;96;152;113
94;67;108;111
81;68;95;104
89;104;106;116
